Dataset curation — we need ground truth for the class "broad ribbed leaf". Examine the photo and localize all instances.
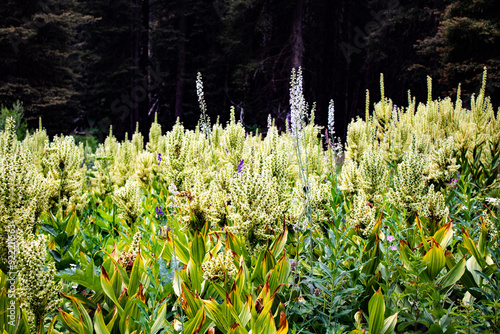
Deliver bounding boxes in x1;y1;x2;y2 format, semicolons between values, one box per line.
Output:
106;307;118;333
172;236;191;264
416;216;430;252
187;258;203;295
268;254;289;293
181;282;203;319
173;269;182;297
433;222;453;249
238;296;252;328
254;299;275;331
221;294;235;328
227;231;244;256
63;293;92;334
399;240;412;269
462;229;486;268
478;217;488;257
58;308;84;334
261;250;276;283
151;303;168;334
362;240;381;276
276;311;289;334
234;266;245;298
251;249;267;284
209;232;223;257
380;312;398;334
61;258;102;293
204;298;229;334
227;292;245;325
436;257;466;288
191;231;206;265
159;231;174;261
100;267;124;315
271;225;288;258
128;253;143;297
119;290;142;333
368;288;385;334
228;323;249;334
94;305;110;334
422;239;446;279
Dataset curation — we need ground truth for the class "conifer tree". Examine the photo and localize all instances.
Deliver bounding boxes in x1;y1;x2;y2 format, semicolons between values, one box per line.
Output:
0;0;93;135
79;0;151;139
150;0;221;128
415;0;500;105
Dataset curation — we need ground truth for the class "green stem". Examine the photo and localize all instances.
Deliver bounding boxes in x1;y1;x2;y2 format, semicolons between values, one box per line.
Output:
58;169;63;216
293;131;313;278
200;101;219;174
112;203;116;236
170;215;184;333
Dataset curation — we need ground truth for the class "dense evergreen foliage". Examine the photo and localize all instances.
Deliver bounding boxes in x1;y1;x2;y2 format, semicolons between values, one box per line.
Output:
414;0;500;104
0;0;93;134
0;0;498;140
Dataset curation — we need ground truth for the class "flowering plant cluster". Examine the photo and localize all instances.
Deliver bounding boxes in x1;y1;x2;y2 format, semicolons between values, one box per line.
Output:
0;69;498;334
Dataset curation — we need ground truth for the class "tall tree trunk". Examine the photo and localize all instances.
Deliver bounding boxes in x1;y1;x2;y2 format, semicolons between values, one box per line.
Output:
175;0;186;121
341;0;353;127
290;0;305;69
139;0;150;131
130;0;141;134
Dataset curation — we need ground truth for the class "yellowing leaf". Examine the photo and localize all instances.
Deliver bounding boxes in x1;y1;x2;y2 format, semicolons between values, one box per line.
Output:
128;253;143;297
62;293;92;334
433;222;453;249
436;257;466;288
380;312;398;334
94;305;110;334
100;267;124;316
191;231;206;265
462;228;485;268
276;311;288;334
203;298;229;333
150;303;168;334
58;308;84;334
181;282;203;319
271;225;288;258
368;288;385;334
422;239;446;280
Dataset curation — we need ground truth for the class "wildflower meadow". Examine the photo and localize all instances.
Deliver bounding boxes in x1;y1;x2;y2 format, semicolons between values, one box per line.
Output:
0;68;499;334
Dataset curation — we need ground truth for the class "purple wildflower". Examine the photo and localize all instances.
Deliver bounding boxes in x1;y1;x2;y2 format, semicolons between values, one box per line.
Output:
387;235;395;243
237;159;244;173
155;205;164;216
157;153;162;166
390;245;397;251
314;288;320;296
449;176;459;188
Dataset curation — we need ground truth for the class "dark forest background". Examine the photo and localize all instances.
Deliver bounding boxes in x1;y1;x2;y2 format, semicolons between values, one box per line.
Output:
1;0;499;141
